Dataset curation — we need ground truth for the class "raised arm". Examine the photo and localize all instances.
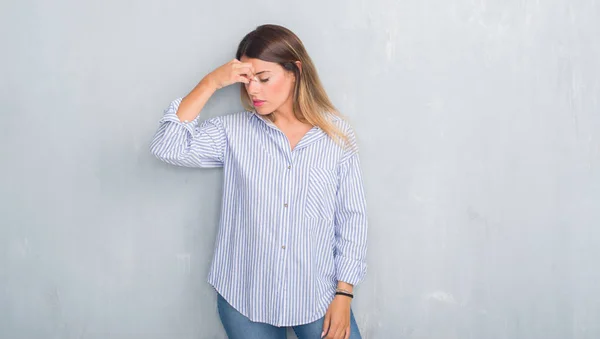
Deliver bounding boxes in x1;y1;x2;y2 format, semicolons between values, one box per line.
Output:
150;59;255;167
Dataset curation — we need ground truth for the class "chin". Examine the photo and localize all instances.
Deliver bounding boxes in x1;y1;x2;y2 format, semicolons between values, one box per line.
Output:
254;107;273;115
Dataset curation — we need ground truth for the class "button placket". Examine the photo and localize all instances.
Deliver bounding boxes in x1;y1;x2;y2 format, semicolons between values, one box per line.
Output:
281;161;293;249
276;159;293;323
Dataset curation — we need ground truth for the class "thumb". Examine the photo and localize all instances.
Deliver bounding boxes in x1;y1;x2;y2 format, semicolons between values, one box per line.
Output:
321;312;330;338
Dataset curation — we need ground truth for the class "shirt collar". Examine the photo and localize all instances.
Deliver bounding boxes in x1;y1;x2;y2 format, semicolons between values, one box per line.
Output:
249;110;336;150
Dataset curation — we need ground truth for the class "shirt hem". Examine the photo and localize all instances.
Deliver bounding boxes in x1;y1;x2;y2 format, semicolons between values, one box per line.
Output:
208;279;330;327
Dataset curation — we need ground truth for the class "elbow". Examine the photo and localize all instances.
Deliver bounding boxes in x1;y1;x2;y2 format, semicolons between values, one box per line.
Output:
149;137;198;167
149;120;195;166
149;136;180;164
149;138;167;161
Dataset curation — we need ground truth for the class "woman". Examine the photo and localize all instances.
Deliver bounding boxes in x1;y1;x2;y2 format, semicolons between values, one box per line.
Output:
150;24;368;339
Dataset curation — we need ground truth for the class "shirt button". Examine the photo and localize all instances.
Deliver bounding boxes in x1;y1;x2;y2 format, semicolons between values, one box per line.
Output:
287;165;291;169
283;203;288;208
281;245;286;249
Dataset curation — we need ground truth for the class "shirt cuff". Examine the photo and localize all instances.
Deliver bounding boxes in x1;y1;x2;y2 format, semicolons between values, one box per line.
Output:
158;97;200;136
335;255;367;286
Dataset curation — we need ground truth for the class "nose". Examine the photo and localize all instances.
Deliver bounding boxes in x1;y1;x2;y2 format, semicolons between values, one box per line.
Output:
245;78;260;94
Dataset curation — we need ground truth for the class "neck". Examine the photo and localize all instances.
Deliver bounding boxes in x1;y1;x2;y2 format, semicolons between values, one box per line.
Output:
272;101;298;126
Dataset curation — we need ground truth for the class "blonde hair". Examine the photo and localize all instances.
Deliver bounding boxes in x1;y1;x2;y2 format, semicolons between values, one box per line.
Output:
235;24;349;147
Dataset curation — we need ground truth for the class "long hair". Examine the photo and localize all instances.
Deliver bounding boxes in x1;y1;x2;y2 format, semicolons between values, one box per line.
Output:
235;24;348;145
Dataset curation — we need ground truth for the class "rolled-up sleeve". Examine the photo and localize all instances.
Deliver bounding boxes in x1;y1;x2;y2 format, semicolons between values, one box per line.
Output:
150;98;226;168
334;129;368;286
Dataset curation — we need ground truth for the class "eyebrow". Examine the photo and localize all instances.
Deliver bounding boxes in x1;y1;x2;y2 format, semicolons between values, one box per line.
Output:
255;70;271;75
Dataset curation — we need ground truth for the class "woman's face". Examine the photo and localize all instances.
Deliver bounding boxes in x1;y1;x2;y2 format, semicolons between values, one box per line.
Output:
239;56;296;116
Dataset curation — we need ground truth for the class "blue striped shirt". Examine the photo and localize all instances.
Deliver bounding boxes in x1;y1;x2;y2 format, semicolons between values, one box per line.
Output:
150;97;368;326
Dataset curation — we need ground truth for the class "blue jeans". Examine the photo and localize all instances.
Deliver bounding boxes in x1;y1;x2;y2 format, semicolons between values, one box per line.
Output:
217;293;362;339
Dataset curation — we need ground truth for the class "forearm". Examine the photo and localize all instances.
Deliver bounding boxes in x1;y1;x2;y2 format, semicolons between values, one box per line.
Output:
176;76;218;122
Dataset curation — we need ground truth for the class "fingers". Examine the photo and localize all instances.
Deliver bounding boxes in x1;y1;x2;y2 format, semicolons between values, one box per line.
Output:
334;326;346;339
228;62;253;86
324;323;348;339
236;76;250;84
325;325;338;339
235;69;255;85
233;63;255;77
321;313;330;338
325;322;350;339
212;59;256;90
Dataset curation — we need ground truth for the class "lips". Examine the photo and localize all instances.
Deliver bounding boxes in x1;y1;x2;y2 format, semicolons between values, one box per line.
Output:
253;100;266;107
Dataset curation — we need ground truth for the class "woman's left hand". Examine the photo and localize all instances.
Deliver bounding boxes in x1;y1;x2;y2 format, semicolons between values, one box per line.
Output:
321;295;352;339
